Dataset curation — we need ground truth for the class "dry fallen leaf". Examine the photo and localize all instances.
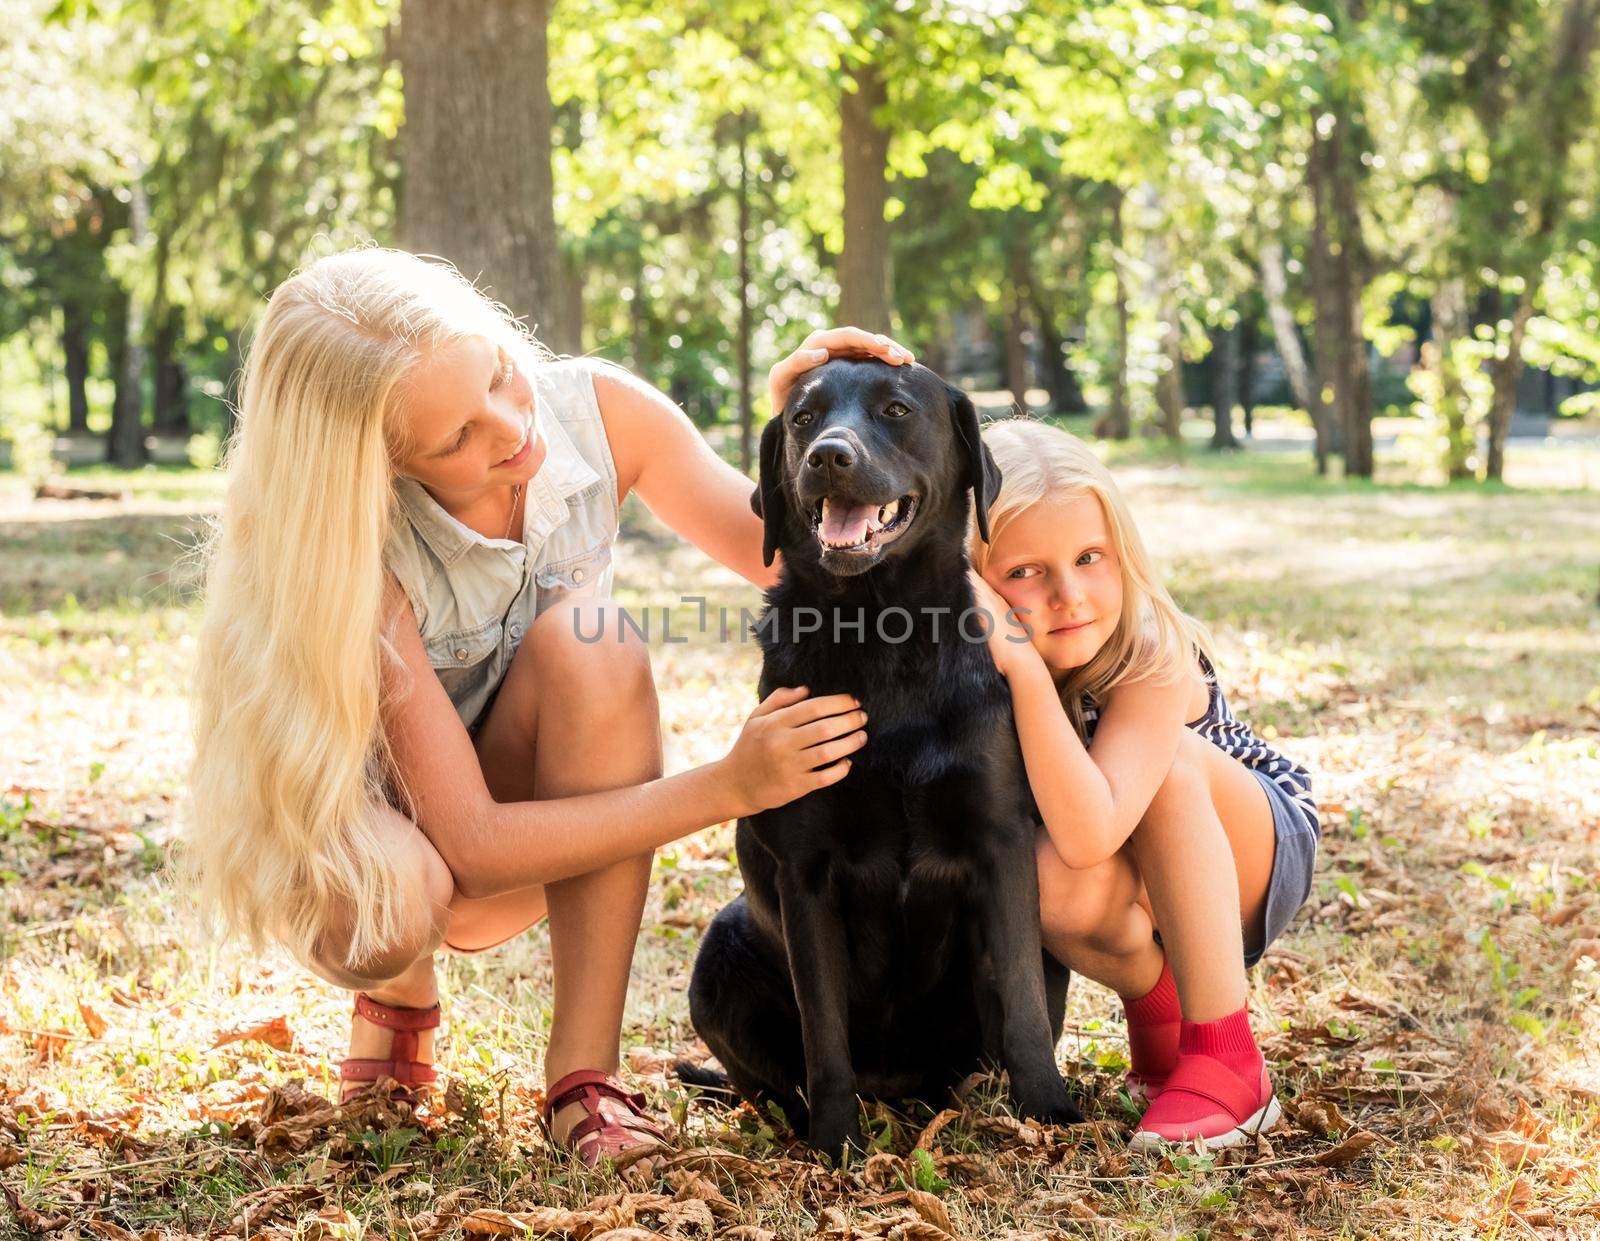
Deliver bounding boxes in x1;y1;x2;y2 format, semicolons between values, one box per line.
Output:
588;1231;673;1241
1543;900;1590;927
912;1108;961;1152
212;1014;295;1052
85;1222;138;1241
658;1197;715;1237
30;1028;72;1062
300;1206;360;1241
3;1181;75;1232
1292;1096;1351;1137
76;1001;107;1040
1473;1131;1550;1168
884;1222;954;1241
1031;1192;1101;1221
905;1189;953;1234
1312;1129;1382;1166
1472;1091;1517;1131
862;1150;903;1191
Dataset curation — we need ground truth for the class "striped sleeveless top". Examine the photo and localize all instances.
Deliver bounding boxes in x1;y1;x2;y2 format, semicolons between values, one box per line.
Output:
1081;654;1319;836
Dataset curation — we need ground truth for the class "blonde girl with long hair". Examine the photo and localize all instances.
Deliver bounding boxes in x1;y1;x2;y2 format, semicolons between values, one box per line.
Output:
966;419;1319;1151
185;246;912;1165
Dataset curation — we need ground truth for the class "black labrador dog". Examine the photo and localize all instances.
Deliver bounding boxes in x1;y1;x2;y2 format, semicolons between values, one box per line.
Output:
686;358;1080;1156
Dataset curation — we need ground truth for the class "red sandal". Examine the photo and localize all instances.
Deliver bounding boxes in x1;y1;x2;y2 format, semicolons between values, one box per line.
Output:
542;1069;667;1167
338;992;441;1103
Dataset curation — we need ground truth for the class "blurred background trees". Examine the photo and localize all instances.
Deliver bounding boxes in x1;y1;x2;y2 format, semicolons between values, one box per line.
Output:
2;0;1596;482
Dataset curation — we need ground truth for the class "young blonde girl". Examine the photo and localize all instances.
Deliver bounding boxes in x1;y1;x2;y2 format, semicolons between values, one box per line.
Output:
184;246;910;1165
967;419;1318;1150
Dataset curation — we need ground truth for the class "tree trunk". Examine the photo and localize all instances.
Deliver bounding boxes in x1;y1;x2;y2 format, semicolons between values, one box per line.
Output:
561;251;584;354
62;300;91;433
838;62;893;331
1238;313;1259;436
1430;275;1474;479
1157;298;1184;442
1308;116;1370;475
736;115;754;473
153;312;189;434
1485;299;1534;480
1209;323;1239;449
1003;242;1030;413
1261;236;1328;468
1332;134;1373;477
110;179;148;469
1480;0;1598;480
399;0;576;352
1106;188;1131;439
1030;288;1085;416
630;252;649;373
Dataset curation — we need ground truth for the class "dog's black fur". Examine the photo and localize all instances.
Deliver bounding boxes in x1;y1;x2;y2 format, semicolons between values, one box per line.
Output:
687;358;1079;1157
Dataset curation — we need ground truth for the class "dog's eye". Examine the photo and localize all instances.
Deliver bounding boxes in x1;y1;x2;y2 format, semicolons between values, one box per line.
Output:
792;409;815;427
883;401;910;419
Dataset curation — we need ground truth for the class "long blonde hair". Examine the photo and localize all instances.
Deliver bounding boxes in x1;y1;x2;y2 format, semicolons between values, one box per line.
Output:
970;418;1214;739
184;246;549;974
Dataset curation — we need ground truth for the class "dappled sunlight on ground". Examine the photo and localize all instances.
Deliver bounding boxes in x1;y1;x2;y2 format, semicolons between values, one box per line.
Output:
1;448;1597;1235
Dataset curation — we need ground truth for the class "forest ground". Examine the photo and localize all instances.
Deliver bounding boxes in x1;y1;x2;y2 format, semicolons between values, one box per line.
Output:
1;429;1597;1239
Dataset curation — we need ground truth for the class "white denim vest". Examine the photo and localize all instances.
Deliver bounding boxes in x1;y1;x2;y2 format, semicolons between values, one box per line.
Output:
383;357;620;732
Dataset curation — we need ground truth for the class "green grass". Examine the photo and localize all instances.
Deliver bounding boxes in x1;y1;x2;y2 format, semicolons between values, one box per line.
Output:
1;442;1598;1237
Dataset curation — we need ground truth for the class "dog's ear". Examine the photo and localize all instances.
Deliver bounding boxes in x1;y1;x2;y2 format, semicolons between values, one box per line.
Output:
752;413;790;567
947;383;1002;544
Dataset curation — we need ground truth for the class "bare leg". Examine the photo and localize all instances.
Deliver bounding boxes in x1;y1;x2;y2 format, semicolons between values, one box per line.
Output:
471;600;660;1143
1035;731;1276;1020
1127;731;1275;1021
295;800;456;1080
1036;834;1163;998
312;599;659;1122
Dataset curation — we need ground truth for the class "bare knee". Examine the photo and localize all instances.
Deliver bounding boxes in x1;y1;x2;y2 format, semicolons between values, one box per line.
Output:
529;598;656;708
1036;834;1128;947
299;807;456;991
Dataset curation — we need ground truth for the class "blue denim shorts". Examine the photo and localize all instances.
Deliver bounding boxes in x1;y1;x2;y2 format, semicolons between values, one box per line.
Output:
1145;770;1318;968
1244;769;1319;968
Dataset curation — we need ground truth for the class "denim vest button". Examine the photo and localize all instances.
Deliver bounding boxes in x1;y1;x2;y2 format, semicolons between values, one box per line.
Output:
509;624;523;640
455;648;469;661
572;567;586;583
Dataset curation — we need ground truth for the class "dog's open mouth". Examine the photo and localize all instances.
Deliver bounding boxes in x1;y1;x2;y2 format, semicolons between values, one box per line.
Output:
810;493;919;554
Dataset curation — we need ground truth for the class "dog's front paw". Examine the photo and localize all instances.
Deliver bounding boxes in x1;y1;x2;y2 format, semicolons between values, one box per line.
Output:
807;1098;867;1163
1014;1075;1083;1127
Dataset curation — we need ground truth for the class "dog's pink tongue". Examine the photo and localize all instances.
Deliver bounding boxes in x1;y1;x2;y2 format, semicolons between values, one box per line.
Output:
820;499;874;545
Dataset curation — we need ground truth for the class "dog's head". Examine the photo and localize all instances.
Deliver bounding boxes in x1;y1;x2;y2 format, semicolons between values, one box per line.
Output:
751;359;1001;576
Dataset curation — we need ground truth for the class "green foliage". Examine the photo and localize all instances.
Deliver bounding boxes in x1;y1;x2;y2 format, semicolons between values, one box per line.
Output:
1;0;1596;452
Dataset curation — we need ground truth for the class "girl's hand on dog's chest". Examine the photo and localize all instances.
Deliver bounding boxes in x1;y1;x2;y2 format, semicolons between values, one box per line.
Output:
721;685;869;816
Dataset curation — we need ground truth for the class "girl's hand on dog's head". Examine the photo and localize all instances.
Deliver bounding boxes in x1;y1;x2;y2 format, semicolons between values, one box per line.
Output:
768;328;915;417
722;686;868;816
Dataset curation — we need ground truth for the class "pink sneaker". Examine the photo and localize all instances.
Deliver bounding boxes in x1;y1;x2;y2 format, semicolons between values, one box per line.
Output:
1129;1052;1281;1151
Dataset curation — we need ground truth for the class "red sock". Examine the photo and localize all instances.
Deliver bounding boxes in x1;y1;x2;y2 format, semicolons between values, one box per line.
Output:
1121;956;1180;1083
1134;1006;1273;1141
1177;1006;1263;1085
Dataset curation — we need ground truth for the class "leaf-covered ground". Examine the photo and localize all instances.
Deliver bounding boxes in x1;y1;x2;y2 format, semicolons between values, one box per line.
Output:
2;440;1598;1239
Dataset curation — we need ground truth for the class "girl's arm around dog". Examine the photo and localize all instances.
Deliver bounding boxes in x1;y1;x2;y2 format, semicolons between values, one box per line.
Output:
380;584;867;900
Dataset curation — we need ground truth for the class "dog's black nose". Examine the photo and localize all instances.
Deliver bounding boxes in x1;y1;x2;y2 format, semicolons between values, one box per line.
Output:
806;438;856;472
